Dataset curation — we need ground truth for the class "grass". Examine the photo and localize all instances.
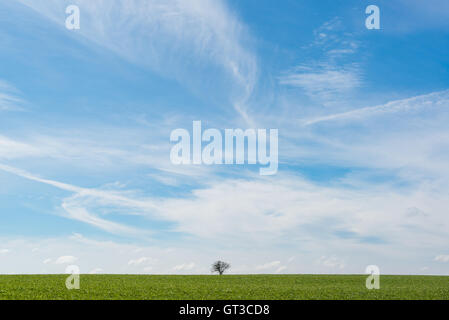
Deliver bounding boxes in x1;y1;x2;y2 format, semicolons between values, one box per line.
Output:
0;274;448;300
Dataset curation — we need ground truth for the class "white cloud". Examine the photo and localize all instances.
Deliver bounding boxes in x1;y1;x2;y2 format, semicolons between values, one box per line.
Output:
128;257;155;266
55;255;78;264
275;266;287;274
255;261;287;274
17;0;257;124
0;249;10;254
3;160;449;257
0;127;185;177
318;256;345;269
61;199;144;236
434;255;449;263
89;268;104;274
0;234;449;275
173;262;195;271
284;88;449;188
302;89;449;126
1;2;447;278
0;93;22;111
43;258;52;264
0;85;449;276
279;66;361;105
0;163;149;236
256;261;281;271
280;18;362;106
0;80;24;111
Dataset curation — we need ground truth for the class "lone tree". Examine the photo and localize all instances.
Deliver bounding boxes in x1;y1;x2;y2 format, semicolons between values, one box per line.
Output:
211;261;230;275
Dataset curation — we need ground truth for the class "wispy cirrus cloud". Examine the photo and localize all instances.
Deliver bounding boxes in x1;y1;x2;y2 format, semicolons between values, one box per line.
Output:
1;156;449;275
282;87;449;184
55;255;78;264
317;255;345;270
0;163;149;236
302;89;449;126
1;0;448;277
173;262;195;272
0;80;24;111
0;135;42;160
434;255;449;263
2;159;449;259
279;17;362;107
17;0;258;124
279;64;361;105
255;261;281;271
128;257;156;266
61;200;144;236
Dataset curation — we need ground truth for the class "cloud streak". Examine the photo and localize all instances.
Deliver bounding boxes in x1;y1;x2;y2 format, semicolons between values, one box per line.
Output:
0;80;24;111
302;89;449;126
0;163;149;236
17;0;258;124
279;65;361;104
279;17;362;107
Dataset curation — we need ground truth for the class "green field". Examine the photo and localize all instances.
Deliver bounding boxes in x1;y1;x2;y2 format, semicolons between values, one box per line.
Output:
0;275;448;300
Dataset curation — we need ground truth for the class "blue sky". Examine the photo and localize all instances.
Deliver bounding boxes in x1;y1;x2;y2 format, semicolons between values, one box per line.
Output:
0;0;449;275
